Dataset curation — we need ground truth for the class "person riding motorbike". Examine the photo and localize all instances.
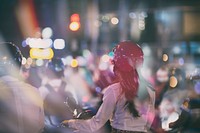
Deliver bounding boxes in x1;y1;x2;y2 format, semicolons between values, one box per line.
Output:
61;41;156;133
39;58;79;133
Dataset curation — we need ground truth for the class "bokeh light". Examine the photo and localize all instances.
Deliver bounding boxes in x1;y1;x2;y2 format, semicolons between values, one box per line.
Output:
169;76;178;88
71;59;78;68
42;27;53;39
53;39;65;49
162;54;169;62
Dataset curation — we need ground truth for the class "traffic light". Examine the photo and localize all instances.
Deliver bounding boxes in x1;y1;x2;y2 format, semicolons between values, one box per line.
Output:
69;13;81;31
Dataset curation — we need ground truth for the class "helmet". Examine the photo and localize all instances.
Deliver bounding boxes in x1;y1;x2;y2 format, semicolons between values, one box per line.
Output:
47;58;65;78
0;42;23;69
112;41;143;72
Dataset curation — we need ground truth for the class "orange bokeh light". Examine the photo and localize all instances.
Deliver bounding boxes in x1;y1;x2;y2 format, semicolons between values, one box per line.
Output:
69;22;80;31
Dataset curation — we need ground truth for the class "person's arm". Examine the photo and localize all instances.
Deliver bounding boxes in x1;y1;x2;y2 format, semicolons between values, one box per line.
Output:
169;98;191;129
146;85;156;128
63;86;117;132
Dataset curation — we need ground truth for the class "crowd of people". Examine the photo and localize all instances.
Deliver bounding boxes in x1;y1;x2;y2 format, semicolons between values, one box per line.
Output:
0;41;200;133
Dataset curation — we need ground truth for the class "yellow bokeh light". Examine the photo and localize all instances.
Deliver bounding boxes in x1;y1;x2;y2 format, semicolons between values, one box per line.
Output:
71;59;78;68
30;48;54;59
69;22;80;31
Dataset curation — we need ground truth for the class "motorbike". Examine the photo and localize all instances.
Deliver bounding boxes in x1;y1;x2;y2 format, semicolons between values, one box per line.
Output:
43;96;95;133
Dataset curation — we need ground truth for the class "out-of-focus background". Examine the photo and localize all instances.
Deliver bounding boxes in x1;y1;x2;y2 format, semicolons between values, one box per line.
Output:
1;0;200;62
0;0;200;131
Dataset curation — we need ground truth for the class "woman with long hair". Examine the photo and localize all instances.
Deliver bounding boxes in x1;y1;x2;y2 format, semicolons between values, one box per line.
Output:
61;41;155;133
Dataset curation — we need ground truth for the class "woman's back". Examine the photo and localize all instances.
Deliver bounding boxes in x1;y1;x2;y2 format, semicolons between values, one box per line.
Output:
108;81;155;132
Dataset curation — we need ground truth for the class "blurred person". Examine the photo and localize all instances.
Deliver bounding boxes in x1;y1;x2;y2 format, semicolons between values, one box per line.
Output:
64;66;95;109
20;65;30;81
155;67;189;132
150;66;170;133
26;66;42;88
169;98;200;133
94;68;116;94
0;42;44;133
92;61;117;133
169;72;200;133
39;58;79;133
154;66;170;108
61;41;156;133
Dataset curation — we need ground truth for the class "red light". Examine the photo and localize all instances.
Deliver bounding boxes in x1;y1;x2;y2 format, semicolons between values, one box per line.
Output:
69;13;81;31
70;14;80;22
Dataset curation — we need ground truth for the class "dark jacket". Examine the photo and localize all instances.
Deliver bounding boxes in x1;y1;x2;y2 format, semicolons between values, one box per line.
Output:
169;98;200;132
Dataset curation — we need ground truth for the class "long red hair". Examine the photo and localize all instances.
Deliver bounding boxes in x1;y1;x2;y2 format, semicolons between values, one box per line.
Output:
114;65;140;117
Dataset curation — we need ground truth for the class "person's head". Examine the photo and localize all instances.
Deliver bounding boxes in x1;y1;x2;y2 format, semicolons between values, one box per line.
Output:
112;41;144;95
112;40;144;117
0;42;23;76
156;66;169;83
112;40;144;73
46;58;65;79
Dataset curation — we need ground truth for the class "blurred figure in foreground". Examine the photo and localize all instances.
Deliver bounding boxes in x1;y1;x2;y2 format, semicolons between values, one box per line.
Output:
61;41;155;133
0;42;44;133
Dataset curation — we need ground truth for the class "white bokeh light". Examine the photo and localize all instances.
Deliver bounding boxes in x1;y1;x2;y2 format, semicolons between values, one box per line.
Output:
42;27;53;39
53;39;65;49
